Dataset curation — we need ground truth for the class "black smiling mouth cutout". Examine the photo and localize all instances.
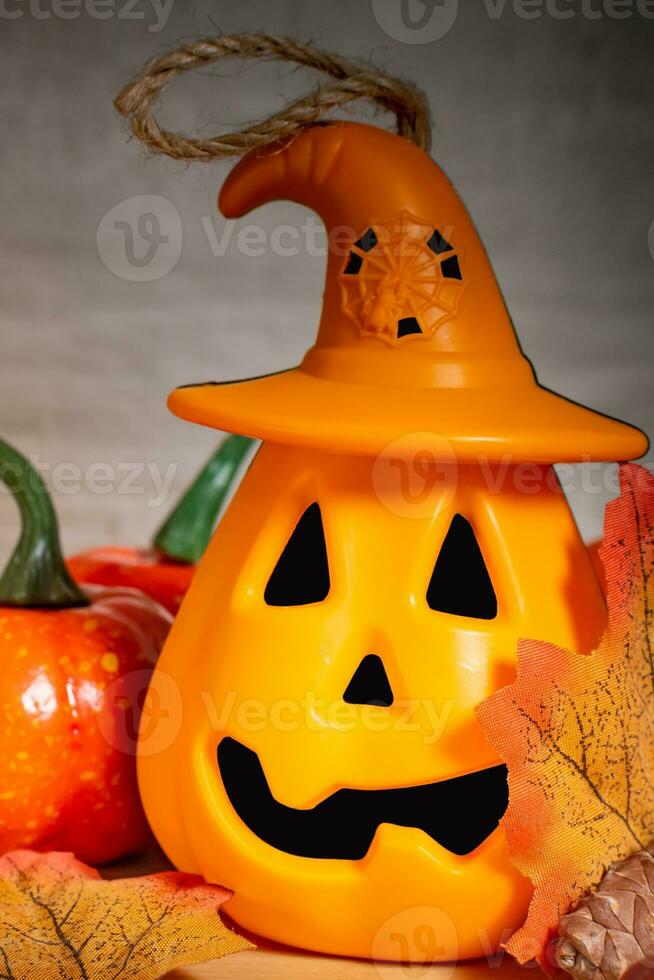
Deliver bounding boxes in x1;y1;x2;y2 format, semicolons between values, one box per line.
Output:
218;737;508;860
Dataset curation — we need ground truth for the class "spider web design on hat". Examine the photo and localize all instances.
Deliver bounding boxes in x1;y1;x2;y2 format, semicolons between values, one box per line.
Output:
340;210;466;345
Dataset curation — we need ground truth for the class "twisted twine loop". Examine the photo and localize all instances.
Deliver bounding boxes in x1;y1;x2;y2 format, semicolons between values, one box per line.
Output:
114;33;432;160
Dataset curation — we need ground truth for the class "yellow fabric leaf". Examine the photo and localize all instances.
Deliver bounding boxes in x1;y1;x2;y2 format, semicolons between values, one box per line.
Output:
0;849;252;979
477;463;654;971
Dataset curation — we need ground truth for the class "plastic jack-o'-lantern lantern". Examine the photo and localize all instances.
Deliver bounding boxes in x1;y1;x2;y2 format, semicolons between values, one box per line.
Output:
138;123;647;962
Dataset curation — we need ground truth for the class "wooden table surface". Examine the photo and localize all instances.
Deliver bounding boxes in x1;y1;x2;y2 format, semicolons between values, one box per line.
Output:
166;943;530;978
110;851;534;980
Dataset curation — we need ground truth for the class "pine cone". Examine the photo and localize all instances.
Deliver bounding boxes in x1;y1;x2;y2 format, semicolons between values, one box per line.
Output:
556;844;654;979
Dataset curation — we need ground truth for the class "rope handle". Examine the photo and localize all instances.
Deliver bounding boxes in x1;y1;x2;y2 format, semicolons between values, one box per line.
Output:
114;33;431;161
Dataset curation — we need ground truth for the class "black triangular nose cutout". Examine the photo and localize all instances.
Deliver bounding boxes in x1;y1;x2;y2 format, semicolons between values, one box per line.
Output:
344;655;394;707
427;514;497;619
265;503;330;606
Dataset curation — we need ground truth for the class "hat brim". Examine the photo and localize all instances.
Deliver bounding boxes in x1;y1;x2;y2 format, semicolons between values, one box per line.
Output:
169;368;648;464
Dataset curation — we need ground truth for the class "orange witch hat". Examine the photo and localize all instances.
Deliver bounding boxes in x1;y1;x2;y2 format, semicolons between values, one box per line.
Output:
170;122;647;463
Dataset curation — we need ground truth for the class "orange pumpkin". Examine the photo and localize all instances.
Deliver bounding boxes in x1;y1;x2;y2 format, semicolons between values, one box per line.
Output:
0;439;171;865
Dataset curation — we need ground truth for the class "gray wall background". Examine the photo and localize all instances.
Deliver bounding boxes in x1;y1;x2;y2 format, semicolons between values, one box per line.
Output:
0;0;652;559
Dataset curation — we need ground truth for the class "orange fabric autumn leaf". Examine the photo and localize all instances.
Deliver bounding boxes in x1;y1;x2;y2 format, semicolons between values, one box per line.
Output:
0;850;252;978
477;462;654;970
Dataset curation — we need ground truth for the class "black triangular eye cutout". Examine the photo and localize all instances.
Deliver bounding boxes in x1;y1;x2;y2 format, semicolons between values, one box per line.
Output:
427;515;497;620
264;503;330;606
344;655;394;707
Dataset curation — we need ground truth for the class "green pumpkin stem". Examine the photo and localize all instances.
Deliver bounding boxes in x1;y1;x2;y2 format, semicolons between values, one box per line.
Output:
0;439;89;608
153;435;254;564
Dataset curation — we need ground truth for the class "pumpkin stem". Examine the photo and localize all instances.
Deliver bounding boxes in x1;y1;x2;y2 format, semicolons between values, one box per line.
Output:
0;440;89;608
153;435;254;564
